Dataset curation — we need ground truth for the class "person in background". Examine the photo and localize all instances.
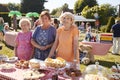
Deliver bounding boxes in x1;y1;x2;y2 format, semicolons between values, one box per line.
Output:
53;18;59;29
31;11;56;60
32;19;41;30
0;17;5;41
14;18;34;60
48;12;79;67
3;23;10;33
78;22;85;32
111;20;120;55
85;22;92;41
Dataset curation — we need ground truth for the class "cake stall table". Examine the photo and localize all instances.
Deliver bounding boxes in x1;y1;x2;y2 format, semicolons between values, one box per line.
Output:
81;42;112;55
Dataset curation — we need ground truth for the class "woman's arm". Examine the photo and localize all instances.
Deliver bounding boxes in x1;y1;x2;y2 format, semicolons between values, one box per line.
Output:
48;33;59;58
73;35;79;60
31;38;46;50
45;43;53;49
14;43;18;57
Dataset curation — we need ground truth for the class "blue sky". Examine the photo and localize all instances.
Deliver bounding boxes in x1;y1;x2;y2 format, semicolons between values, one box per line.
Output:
1;0;120;12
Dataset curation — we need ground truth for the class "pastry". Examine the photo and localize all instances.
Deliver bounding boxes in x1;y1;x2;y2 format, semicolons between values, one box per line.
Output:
45;57;66;68
15;60;29;69
29;59;40;69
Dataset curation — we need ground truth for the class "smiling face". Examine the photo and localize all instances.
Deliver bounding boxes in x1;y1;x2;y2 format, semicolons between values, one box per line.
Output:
59;12;74;28
40;11;51;26
40;15;50;25
19;19;31;32
62;16;73;27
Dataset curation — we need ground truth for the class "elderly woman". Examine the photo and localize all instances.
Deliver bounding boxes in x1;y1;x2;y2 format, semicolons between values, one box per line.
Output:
48;12;79;64
31;11;56;60
15;18;33;60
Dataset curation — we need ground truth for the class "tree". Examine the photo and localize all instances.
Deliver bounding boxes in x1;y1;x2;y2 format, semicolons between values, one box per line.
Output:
20;0;47;13
81;4;116;25
61;3;69;12
0;4;11;27
74;0;98;13
51;3;72;17
51;8;59;15
105;16;115;32
8;3;20;11
26;12;39;28
8;11;22;31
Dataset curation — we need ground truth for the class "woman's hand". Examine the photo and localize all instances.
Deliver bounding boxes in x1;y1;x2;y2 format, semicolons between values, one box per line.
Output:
39;46;47;50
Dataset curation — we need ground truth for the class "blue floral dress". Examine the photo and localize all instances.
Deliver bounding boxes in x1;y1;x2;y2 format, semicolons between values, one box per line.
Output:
32;26;56;60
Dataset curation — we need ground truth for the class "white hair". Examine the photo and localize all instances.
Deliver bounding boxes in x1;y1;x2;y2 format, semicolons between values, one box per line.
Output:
19;18;31;28
59;12;74;24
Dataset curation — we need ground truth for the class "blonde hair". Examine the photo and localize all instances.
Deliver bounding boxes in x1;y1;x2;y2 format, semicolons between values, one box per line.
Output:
19;18;31;29
59;12;74;24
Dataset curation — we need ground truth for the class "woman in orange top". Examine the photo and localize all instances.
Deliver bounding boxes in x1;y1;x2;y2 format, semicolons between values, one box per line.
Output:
48;12;79;63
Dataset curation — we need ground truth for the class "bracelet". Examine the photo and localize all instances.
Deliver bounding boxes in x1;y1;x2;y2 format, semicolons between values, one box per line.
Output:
73;59;77;62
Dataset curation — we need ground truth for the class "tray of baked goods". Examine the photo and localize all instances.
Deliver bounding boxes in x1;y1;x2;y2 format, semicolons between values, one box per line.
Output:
44;57;66;68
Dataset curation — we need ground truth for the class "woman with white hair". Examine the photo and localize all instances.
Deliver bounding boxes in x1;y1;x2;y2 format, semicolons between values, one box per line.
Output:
48;12;79;65
14;18;33;60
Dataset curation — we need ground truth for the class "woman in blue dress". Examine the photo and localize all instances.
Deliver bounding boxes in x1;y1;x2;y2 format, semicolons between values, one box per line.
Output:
31;11;56;60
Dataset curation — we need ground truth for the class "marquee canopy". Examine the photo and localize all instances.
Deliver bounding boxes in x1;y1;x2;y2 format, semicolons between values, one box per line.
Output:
74;15;96;22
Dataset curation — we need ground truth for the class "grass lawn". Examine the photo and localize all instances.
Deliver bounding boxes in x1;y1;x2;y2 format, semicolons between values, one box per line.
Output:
0;32;120;72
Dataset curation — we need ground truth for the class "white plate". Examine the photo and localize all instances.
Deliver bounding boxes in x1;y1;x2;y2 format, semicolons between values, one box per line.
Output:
4;57;18;63
84;64;105;74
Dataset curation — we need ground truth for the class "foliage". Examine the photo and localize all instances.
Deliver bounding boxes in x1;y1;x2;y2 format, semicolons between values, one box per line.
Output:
20;0;47;14
7;3;20;11
74;0;98;13
61;3;69;12
26;12;39;27
0;4;11;26
105;16;115;32
81;4;116;25
51;8;59;15
0;4;9;12
50;3;70;17
26;12;39;18
8;11;22;31
100;25;107;32
8;11;22;17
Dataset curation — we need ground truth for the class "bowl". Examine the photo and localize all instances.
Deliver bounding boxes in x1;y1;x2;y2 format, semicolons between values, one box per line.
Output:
4;57;18;63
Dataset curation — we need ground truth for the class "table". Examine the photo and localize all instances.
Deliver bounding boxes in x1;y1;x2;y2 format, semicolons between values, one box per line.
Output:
4;31;18;47
81;42;112;55
0;60;83;80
